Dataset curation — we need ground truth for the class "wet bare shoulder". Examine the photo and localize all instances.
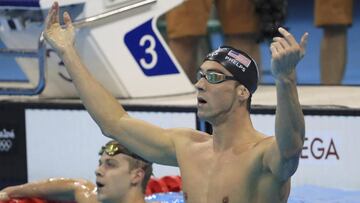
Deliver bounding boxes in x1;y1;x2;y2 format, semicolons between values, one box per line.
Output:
227;134;275;158
253;135;276;148
247;135;277;156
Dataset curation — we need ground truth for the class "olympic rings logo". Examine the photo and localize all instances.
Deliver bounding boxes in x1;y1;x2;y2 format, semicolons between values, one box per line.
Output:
0;139;13;152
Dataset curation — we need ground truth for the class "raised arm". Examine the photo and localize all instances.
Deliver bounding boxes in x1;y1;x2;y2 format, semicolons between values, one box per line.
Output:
0;178;97;203
264;27;307;180
43;2;183;165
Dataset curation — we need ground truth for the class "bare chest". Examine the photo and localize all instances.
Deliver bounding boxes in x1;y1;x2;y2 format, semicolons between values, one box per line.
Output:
178;148;264;203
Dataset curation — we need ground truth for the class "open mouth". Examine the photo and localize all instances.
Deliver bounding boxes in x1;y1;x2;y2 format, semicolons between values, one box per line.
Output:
197;97;207;105
96;182;104;188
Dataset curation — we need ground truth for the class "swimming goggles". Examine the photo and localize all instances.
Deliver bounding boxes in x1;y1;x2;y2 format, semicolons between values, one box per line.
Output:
196;70;237;84
99;142;150;163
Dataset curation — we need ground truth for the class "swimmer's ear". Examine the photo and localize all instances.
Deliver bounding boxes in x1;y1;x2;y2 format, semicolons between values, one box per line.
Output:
236;85;250;101
130;168;145;185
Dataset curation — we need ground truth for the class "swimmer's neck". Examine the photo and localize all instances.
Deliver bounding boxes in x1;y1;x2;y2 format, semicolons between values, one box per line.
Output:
211;112;258;152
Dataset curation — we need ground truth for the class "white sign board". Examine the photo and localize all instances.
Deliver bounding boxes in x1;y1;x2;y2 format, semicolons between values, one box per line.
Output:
25;109;196;182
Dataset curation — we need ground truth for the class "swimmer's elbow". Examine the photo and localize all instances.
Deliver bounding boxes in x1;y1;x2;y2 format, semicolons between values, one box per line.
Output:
283;141;303;159
278;130;304;159
98;116;130;138
92;112;130;137
100;128;113;138
279;141;303;180
277;157;300;181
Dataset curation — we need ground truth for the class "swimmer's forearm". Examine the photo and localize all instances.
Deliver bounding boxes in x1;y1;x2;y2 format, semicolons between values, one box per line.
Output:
275;72;305;158
0;178;95;201
60;46;178;165
43;1;128;136
60;46;129;132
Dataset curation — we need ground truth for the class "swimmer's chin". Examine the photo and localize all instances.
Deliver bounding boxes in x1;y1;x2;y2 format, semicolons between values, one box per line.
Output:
96;192;106;201
197;111;209;121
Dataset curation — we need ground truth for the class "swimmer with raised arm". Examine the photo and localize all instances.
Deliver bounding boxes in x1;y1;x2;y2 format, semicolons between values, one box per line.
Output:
42;2;307;202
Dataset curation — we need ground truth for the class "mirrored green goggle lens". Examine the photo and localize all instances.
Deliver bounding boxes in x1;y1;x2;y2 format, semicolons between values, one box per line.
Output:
197;71;226;84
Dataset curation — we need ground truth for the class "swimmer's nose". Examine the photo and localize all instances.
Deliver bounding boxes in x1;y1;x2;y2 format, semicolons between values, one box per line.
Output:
195;78;206;92
95;166;104;177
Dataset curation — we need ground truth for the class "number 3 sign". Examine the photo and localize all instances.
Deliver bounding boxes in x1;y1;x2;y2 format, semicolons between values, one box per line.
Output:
124;19;179;76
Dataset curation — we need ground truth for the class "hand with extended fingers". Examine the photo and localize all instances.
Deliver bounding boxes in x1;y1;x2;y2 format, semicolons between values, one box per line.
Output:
44;1;75;55
270;27;308;80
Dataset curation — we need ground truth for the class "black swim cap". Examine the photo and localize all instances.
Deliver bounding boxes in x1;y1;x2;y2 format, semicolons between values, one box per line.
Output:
203;46;259;93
